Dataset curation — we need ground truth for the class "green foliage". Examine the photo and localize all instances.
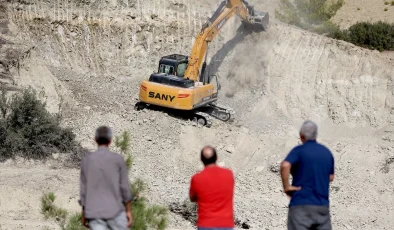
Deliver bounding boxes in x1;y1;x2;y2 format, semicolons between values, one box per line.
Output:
131;197;169;230
64;213;85;230
41;192;84;230
114;131;168;230
0;87;8;118
275;0;344;31
331;21;394;51
41;131;169;230
114;131;133;170
41;192;68;227
131;178;147;199
0;87;77;161
276;1;394;52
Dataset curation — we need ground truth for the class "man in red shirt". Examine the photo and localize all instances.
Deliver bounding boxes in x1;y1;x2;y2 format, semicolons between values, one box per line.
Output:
189;146;235;230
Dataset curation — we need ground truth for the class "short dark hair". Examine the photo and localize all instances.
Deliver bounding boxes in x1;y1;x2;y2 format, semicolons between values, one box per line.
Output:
200;146;217;166
95;126;112;145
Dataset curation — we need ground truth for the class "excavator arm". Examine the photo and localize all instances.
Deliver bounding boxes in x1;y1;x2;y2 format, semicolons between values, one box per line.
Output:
184;0;269;82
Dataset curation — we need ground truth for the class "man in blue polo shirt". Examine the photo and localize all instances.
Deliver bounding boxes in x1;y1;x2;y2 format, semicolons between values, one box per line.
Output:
281;120;335;230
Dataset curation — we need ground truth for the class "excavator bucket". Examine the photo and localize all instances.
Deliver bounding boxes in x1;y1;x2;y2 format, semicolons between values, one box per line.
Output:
250;11;269;31
242;12;269;31
242;0;269;31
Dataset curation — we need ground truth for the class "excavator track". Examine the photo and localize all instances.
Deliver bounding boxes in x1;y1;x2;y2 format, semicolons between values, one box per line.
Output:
197;103;235;123
193;111;213;128
134;101;233;128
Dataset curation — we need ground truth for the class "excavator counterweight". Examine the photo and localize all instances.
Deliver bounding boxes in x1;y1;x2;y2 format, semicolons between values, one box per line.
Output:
135;0;269;127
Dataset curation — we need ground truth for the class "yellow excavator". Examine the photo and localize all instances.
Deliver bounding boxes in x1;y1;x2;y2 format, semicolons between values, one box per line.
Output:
135;0;269;127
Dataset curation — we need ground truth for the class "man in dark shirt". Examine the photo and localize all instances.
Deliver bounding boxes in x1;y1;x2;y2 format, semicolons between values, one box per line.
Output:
189;146;235;230
79;126;133;230
281;120;335;230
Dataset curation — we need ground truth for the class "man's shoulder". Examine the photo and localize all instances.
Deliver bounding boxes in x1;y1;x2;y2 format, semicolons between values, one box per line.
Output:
208;166;234;176
107;150;125;162
219;166;234;175
81;151;93;159
192;166;234;180
315;142;332;154
83;149;124;160
288;144;303;155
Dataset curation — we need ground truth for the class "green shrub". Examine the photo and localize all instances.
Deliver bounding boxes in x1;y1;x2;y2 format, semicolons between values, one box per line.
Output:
275;0;344;31
64;213;85;230
41;192;84;230
332;21;394;51
0;87;77;161
114;131;169;230
41;192;69;227
41;131;169;230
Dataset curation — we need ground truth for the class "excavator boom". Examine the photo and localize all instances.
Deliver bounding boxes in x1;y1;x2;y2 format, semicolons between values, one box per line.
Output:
185;0;269;82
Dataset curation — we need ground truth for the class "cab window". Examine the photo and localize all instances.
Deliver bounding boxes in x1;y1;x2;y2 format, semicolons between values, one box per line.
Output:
176;63;187;78
159;64;174;75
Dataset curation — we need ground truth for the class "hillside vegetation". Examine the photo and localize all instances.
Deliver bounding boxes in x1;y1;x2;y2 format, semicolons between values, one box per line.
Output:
276;0;394;51
0;87;77;161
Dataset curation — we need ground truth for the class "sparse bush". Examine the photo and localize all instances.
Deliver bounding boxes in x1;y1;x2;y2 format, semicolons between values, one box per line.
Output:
385;1;389;5
0;87;9;118
331;21;394;51
41;192;69;227
384;8;388;11
0;86;77;161
114;131;169;230
114;131;133;170
64;213;85;230
41;192;84;230
41;131;169;230
275;0;344;32
392;1;394;6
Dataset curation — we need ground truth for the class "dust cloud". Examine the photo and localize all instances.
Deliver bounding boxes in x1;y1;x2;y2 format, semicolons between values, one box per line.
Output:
208;18;276;98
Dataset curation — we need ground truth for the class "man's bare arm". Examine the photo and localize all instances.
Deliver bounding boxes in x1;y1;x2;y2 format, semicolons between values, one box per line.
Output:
280;161;291;190
280;161;301;196
330;174;334;182
124;201;132;213
124;201;133;228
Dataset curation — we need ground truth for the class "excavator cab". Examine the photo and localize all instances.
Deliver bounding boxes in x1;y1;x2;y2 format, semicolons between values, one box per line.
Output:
157;54;189;78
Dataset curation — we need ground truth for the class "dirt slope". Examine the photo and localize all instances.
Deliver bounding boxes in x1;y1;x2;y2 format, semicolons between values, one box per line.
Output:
332;0;394;29
0;0;394;230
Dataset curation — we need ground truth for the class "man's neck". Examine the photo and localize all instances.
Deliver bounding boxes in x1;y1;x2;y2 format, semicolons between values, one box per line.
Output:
303;139;317;144
98;145;109;149
204;163;217;168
